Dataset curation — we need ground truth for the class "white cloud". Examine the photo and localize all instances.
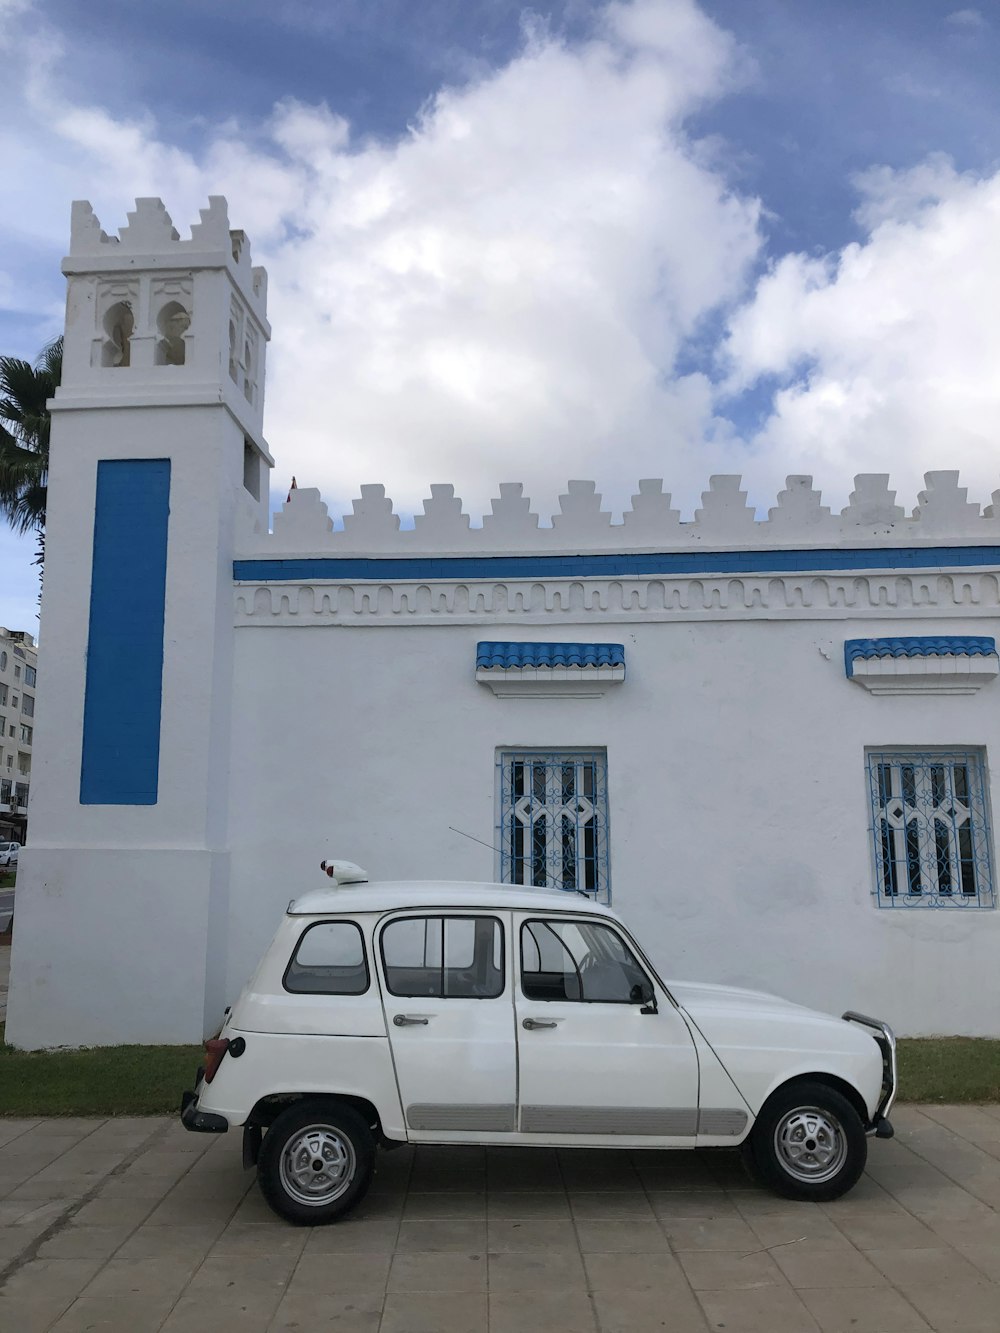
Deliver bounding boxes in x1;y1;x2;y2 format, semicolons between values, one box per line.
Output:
3;0;1000;547
722;157;1000;506
0;0;764;523
946;9;987;29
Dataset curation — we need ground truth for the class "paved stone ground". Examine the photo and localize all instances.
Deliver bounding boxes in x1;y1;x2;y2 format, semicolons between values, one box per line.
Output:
1;1106;1000;1332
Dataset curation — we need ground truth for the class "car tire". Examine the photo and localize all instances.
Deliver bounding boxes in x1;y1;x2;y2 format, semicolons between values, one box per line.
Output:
746;1080;867;1202
257;1099;375;1225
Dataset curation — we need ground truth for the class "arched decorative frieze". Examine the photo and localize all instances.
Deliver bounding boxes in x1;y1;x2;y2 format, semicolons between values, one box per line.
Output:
233;568;1000;627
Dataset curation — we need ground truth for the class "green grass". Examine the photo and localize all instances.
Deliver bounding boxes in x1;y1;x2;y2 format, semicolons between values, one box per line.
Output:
896;1038;1000;1104
0;1026;997;1118
0;1024;201;1116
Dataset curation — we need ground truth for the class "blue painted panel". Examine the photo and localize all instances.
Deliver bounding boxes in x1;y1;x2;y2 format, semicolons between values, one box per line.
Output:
234;544;1000;584
845;636;997;677
80;460;171;805
477;641;625;669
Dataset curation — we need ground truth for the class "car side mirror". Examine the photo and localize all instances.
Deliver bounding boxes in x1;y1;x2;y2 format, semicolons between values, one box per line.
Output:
630;981;658;1014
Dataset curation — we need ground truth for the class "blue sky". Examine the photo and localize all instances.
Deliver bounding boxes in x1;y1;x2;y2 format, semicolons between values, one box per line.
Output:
3;0;1000;631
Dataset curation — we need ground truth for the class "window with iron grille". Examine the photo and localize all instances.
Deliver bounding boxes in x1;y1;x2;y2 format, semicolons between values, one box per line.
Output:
866;749;994;908
496;749;610;901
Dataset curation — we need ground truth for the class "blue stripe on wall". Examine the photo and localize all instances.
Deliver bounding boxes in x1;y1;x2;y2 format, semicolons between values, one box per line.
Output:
80;460;171;805
234;545;1000;584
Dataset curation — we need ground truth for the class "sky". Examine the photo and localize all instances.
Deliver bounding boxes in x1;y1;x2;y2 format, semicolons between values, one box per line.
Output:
2;0;1000;631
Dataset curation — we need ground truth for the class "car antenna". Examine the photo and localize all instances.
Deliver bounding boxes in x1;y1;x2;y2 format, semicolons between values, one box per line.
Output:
448;825;502;855
448;826;591;898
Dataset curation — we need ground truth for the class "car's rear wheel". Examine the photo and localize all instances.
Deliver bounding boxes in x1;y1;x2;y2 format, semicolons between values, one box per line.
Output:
257;1099;375;1225
747;1080;867;1201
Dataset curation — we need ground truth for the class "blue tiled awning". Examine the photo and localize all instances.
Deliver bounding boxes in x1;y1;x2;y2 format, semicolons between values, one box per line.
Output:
845;636;996;677
476;641;626;670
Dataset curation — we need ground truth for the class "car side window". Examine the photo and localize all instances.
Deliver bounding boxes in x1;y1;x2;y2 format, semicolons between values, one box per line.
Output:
283;921;369;995
520;919;651;1004
381;915;504;999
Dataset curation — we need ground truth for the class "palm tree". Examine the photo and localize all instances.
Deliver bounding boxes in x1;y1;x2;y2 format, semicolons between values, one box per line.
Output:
0;336;62;577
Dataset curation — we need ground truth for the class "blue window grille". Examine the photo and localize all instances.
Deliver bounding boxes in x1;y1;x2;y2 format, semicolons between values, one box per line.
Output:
496;750;611;901
866;750;995;908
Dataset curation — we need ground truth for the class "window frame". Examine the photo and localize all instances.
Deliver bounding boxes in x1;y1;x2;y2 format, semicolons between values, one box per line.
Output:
496;748;611;902
518;917;654;1005
282;919;370;996
866;747;995;909
379;913;506;1000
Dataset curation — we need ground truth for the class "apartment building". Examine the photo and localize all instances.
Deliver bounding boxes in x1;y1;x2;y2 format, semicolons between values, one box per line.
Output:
0;627;37;842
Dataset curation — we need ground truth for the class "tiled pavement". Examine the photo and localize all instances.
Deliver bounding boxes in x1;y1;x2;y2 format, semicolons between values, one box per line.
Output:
2;1106;1000;1332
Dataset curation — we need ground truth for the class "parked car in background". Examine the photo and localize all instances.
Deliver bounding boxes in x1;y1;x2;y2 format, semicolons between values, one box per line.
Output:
0;842;19;868
181;863;897;1225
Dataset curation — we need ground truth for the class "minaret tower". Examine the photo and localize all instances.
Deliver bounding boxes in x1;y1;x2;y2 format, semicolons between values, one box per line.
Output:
7;198;272;1046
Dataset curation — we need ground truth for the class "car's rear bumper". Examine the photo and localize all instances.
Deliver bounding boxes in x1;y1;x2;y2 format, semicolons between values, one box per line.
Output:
180;1090;229;1134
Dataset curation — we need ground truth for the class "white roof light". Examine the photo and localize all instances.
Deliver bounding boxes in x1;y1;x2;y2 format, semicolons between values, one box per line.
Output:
319;859;369;885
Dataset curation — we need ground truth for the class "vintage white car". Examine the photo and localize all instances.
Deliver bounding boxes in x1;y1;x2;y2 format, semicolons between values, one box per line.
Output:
181;865;896;1225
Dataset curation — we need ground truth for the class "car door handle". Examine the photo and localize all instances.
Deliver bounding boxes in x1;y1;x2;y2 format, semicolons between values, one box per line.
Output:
522;1017;559;1030
393;1014;430;1026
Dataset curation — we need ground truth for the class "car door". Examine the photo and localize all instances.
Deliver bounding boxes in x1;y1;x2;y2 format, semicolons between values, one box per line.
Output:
378;911;518;1142
514;912;700;1144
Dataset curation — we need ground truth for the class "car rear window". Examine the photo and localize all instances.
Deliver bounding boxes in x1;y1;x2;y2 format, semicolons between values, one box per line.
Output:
284;921;370;995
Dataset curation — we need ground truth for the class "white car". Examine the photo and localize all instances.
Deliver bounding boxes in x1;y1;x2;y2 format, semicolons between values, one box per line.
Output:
0;842;19;868
181;864;896;1225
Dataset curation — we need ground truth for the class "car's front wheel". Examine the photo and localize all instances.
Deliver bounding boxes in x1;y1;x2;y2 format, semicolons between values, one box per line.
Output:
746;1080;867;1202
257;1099;375;1225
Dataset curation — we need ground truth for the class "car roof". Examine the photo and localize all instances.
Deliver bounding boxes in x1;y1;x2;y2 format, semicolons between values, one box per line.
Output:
288;880;619;918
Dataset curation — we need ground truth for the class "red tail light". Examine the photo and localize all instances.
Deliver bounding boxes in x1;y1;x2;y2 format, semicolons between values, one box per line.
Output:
203;1038;230;1083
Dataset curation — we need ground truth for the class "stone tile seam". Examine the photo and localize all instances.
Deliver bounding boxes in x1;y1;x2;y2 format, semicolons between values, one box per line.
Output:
728;1151;937;1328
916;1103;1000;1154
363;1144;412;1333
895;1105;1000;1209
544;1149;611;1333
0;1118;44;1154
145;1141;279;1333
833;1108;998;1326
0;1117;173;1296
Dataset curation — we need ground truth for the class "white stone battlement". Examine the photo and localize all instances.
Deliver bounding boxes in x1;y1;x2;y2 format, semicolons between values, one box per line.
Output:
57;197;270;449
65;197;268;317
254;472;1000;556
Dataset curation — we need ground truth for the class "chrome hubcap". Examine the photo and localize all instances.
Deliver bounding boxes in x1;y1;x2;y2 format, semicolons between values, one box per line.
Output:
773;1106;847;1184
279;1124;356;1206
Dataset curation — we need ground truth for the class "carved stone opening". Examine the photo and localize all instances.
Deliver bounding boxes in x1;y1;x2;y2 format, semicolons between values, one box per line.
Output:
243;439;261;500
155;301;190;365
228;320;238;383
101;301;134;367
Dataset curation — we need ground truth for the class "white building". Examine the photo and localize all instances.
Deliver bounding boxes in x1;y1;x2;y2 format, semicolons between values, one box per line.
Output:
8;197;1000;1048
0;626;37;841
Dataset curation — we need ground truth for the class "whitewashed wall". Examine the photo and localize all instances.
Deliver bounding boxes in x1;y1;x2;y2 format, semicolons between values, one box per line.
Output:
226;473;1000;1038
9;195;1000;1047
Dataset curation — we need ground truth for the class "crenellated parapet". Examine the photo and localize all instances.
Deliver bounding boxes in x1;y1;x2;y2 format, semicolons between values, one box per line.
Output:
250;472;1000;556
67;197;267;315
58;197;270;453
